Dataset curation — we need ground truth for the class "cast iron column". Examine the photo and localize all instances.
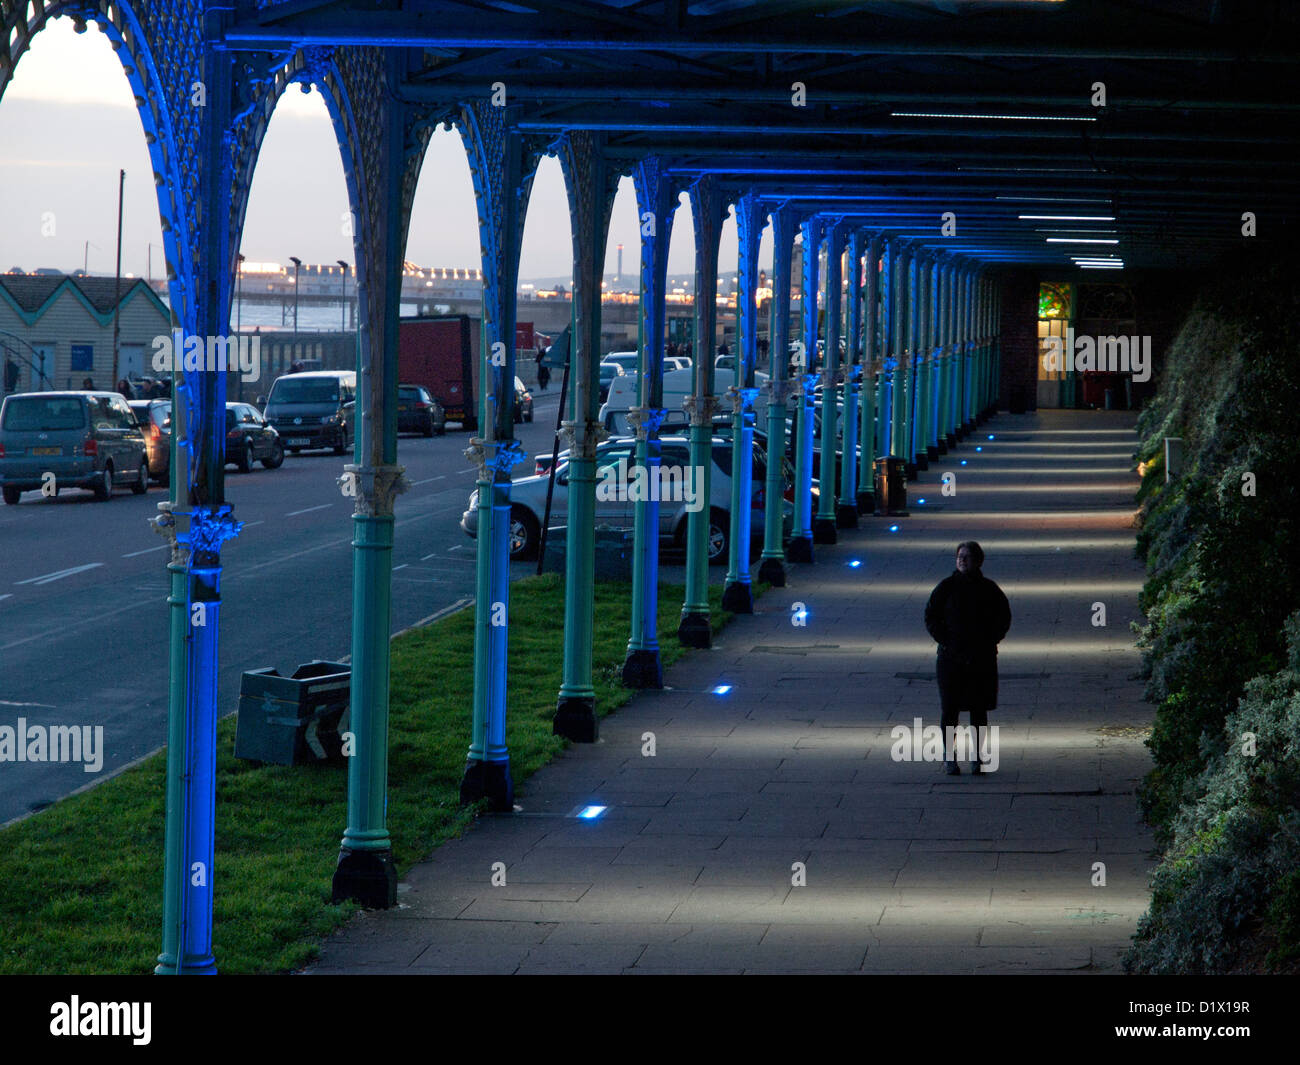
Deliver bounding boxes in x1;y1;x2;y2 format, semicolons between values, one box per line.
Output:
459;103;533;808
888;242;909;460
787;215;822;564
837;228;862;528
623;157;676;688
722;190;763;613
554;132;618;738
813;220;844;544
758;204;796;586
856;234;880;512
678;175;724;647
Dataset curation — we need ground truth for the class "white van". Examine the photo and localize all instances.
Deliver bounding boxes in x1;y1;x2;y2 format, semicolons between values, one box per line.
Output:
599;365;769;431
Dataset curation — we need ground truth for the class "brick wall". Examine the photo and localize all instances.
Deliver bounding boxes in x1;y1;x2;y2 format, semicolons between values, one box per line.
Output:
996;269;1041;412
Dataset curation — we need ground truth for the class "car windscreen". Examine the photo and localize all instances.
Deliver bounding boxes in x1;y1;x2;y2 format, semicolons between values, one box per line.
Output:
268;378;340;404
398;386;424;401
1;396;86;432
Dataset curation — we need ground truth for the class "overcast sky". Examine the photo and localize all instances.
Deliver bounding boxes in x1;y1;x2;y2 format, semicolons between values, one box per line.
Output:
0;17;775;287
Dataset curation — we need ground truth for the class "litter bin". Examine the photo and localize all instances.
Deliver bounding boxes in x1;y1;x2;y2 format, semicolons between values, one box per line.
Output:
873;456;908;516
235;661;351;766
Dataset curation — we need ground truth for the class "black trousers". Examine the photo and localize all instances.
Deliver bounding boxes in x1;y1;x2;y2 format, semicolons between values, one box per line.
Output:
936;653;994;758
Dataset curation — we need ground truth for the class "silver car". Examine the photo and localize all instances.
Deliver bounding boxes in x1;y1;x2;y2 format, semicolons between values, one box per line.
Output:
1;391;149;504
461;434;789;565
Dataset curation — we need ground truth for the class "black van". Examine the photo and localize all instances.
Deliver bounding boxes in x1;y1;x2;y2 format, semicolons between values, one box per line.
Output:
262;371;356;455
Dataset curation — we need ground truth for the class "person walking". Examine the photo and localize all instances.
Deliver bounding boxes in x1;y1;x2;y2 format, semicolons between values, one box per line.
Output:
924;541;1011;775
536;345;550;391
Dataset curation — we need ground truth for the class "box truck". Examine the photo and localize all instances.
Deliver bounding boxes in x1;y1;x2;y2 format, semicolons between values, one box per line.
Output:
398;315;482;430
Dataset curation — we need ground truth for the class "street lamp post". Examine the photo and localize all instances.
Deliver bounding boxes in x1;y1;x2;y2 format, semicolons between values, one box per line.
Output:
337;260;349;333
289;255;302;335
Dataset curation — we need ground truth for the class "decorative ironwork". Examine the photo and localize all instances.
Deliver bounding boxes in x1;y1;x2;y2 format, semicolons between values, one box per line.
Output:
341;464;410;517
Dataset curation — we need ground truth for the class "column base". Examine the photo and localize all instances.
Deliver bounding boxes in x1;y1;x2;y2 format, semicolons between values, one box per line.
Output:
757;556;787;587
856;490;875;514
787;535;814;563
945;433;958;448
926;445;940;461
914;455;929;471
154;952;217;976
936;440;948;455
904;462;919;481
553;696;599;742
331;846;398;909
721;580;754;614
835;503;859;529
964;419;977;434
459;757;514;812
677;611;712;648
812;517;837;544
621;648;664;689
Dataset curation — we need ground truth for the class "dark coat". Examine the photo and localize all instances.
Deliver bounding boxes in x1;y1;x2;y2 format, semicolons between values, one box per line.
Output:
924;569;1011;714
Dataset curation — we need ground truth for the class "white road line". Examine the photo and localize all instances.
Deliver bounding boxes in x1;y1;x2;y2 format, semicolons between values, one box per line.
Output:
242;520;265;528
122;545;166;558
393;564;409;571
286;503;332;517
0;594;12;603
16;563;104;586
410;475;445;486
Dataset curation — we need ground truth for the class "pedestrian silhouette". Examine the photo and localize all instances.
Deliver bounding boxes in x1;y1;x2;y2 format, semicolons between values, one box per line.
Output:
924;541;1011;774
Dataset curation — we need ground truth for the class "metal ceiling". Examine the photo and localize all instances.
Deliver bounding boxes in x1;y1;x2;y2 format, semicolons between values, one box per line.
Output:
226;0;1300;272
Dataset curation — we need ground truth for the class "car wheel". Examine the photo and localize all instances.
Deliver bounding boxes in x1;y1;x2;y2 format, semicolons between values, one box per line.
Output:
2;486;20;505
289;447;302;454
707;509;729;566
262;441;284;469
132;457;149;494
508;506;540;561
422;418;434;438
237;437;254;473
435;422;446;436
93;465;113;501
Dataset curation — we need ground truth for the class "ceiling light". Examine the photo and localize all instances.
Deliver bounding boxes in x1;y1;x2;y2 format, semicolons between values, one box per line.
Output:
1047;238;1119;245
1019;215;1115;221
892;112;1095;122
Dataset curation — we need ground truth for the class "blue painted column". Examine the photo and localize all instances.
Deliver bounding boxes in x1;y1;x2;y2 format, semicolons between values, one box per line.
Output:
837;229;862;528
155;26;239;974
787;215;822;564
554;132;619;739
458;103;533;807
332;51;409;909
933;258;950;455
856;234;880;512
624;157;676;688
758;204;796;587
947;261;962;445
924;258;942;460
888;242;910;460
723;190;763;614
678;175;725;648
813;220;844;544
963;266;976;432
912;252;932;472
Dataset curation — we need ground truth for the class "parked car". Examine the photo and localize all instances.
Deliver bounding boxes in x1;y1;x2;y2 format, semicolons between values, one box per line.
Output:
128;398;172;484
262;370;356;454
602;351;640;375
0;390;149;504
514;377;534;424
397;383;446;436
598;361;623;404
226;402;284;472
464;434;790;565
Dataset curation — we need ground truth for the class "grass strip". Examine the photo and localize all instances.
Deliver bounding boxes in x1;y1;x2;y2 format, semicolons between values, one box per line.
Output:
0;574;743;974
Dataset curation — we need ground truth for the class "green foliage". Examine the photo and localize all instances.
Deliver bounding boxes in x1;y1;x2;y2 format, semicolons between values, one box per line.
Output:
1125;613;1300;974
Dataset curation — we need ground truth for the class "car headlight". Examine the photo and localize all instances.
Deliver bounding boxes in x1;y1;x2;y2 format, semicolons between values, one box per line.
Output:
468;489;479;508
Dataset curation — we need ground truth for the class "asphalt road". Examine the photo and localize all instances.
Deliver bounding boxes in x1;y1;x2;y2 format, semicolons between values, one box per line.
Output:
0;388;565;825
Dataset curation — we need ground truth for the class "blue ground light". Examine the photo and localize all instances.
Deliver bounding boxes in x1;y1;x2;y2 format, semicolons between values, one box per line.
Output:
577;805;607;820
848;559;862;567
976;446;983;451
712;684;733;695
889;524;899;532
917;498;926;505
961;460;968;465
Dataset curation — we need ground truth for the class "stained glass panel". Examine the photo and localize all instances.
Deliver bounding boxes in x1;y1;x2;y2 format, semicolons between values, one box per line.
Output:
1038;281;1072;320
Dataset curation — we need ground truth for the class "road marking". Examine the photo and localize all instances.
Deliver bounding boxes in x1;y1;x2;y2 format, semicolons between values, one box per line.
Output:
16;563;103;586
410;475;445;486
0;698;55;708
242;520;265;529
122;545;166;558
393;564;409;571
0;594;11;603
286;504;332;517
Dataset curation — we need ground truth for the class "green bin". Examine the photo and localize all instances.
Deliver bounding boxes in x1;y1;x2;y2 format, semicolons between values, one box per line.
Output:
234;661;351;766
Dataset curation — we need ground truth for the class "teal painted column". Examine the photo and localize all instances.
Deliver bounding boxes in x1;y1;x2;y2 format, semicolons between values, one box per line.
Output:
723;190;763;614
925;258;942;459
961;266;975;431
458;103;533;808
913;253;932;471
759;204;796;588
837;228;862;528
624;157;676;688
333;52;409;909
934;259;952;452
678;175;724;647
902;249;920;476
856;234;880;512
888;243;909;459
554;133;618;739
787;214;822;565
813;220;844;544
156;23;238;972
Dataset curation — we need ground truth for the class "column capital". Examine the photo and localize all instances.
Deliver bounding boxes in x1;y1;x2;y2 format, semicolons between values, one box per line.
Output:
342;463;410;517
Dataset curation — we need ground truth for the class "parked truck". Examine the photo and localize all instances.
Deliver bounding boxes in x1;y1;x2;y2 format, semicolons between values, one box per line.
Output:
397;315;482;430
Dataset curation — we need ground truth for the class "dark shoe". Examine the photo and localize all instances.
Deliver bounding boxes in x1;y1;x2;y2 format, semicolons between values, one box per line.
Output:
944;760;960;776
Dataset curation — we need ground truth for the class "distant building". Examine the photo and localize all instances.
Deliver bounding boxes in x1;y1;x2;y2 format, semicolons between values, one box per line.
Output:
0;274;171;393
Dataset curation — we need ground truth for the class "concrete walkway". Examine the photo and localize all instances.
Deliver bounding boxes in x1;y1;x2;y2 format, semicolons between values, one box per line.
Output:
309;409;1155;974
